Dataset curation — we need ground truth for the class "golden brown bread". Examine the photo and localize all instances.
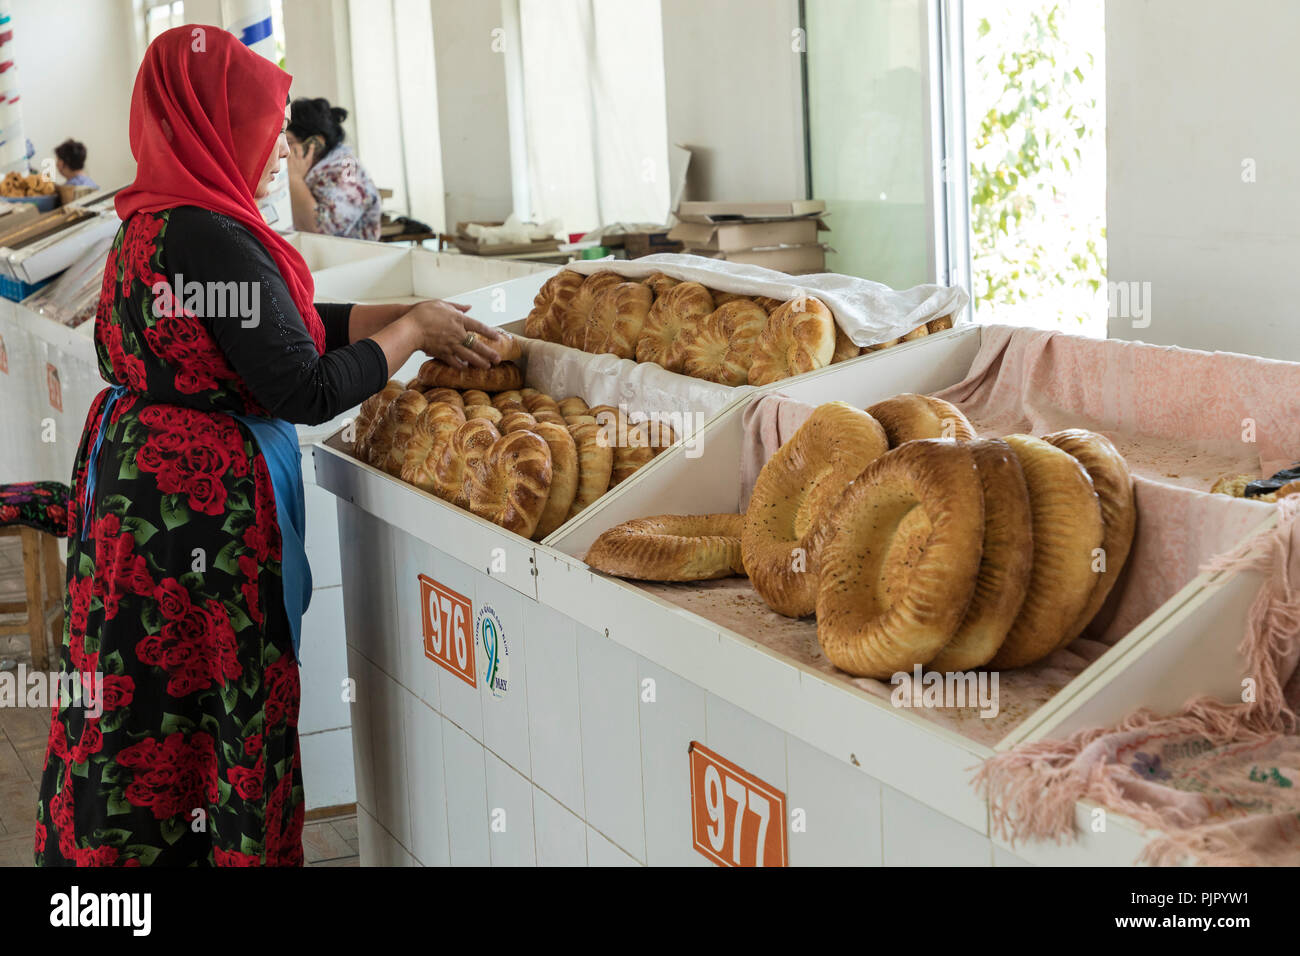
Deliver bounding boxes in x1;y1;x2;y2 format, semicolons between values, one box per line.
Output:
416;359;523;392
642;272;679;298
865;337;901;353
831;323;862;364
525;270;584;343
423;387;464;408
587;281;653;358
563;271;623;350
492;390;525;411
530;421;578;539
743;402;891;617
927;439;1033;672
815;440;986;678
566;419;614;517
498;410;538;433
927;314;954;334
400;402;466;492
680;299;769;386
488;332;524;363
585;514;746;581
557;395;589;419
990;434;1106;669
353;381;403;460
1042;429;1136;649
611;420;656;486
1210;473;1254;497
708;290;750;307
866;393;976;445
434;418;499;506
384;390;429;475
465;404;503;424
747;296;836;385
462;389;491;407
753;296;785;313
366;388;422;469
462;427;553;538
900;324;929;342
636;281;714;372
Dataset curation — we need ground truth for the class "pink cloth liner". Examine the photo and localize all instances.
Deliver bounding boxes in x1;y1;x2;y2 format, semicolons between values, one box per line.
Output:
737;326;1300;863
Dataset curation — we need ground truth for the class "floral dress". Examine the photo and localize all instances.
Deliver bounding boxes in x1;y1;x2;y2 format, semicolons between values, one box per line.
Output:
304;145;382;241
35;207;385;866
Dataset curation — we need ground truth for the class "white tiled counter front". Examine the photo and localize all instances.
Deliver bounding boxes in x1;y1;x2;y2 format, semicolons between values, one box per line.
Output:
325;492;1168;867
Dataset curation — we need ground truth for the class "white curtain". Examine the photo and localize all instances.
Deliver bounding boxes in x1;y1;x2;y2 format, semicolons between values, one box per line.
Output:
516;0;670;233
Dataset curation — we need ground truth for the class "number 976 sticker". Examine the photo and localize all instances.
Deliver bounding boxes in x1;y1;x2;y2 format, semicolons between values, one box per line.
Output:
419;574;475;687
689;742;788;867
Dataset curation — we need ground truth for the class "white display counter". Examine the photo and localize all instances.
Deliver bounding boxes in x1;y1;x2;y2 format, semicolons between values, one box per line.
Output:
314;323;1282;865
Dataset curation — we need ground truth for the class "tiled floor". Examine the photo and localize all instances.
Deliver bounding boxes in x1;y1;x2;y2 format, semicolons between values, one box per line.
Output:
0;538;360;867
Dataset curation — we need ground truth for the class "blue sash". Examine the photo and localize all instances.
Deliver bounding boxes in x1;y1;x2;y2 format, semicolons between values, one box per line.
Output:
232;415;312;662
82;386;312;662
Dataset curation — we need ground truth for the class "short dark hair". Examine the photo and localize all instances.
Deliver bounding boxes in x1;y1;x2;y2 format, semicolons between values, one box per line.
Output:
55;139;87;171
286;98;348;156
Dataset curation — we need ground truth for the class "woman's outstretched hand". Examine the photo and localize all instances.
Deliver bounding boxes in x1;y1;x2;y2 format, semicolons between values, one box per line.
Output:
403;299;507;368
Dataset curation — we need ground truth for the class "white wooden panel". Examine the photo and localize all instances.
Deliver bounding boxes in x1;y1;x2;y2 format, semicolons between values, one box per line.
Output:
882;786;993;866
344;647;377;815
524;602;586;816
476;575;533;777
403;692;451;867
484;750;537;867
637;661;710;867
786;736;884;867
532;787;589;866
370;672;413;849
441;718;491;866
577;626;647;863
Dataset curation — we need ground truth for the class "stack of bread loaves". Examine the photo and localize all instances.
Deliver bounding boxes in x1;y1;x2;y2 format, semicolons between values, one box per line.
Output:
349;338;675;541
585;392;1135;676
524;269;950;387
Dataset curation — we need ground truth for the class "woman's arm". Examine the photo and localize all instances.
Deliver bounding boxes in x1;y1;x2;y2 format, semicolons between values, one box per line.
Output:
288;175;319;234
337;301;509;374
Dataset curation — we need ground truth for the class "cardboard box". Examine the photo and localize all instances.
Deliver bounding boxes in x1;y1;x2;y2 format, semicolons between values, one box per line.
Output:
452;220;562;257
668;216;826;251
675;198;826;222
696;243;827;275
621;230;683;259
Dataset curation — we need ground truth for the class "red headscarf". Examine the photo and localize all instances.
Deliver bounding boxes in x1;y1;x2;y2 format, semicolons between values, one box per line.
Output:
116;25;327;353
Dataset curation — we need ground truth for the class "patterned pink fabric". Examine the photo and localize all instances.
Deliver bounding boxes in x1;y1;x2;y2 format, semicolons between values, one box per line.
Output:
738;328;1300;860
305;145;381;241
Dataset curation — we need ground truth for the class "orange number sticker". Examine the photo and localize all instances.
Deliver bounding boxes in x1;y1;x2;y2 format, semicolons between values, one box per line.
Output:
689;742;787;867
418;574;475;687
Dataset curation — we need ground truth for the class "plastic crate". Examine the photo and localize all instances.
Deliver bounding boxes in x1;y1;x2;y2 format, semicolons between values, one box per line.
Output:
0;273;52;301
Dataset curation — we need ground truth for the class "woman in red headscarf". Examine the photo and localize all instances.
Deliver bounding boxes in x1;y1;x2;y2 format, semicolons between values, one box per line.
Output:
35;26;505;867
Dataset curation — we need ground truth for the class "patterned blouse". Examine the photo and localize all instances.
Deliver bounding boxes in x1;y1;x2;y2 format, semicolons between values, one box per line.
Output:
303;144;381;241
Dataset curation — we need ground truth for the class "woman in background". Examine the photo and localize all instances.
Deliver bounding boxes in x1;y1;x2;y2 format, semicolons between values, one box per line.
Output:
286;97;381;241
55;139;98;189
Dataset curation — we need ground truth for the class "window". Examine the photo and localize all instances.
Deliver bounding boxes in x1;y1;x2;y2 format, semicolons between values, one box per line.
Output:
803;0;1105;332
144;1;184;45
964;0;1106;332
509;0;671;234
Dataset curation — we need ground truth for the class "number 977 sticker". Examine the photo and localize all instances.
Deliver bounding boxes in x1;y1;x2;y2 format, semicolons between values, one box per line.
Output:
689;742;788;867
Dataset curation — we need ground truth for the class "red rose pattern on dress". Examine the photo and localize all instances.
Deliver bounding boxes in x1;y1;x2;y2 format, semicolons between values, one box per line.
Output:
36;209;305;868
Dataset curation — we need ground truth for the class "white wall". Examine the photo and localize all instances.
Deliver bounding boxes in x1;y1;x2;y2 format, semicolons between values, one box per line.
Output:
659;0;806;201
431;0;514;227
12;0;137;189
1106;0;1300;361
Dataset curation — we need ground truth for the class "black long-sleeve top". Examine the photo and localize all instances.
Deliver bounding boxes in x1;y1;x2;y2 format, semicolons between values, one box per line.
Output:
162;206;389;425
